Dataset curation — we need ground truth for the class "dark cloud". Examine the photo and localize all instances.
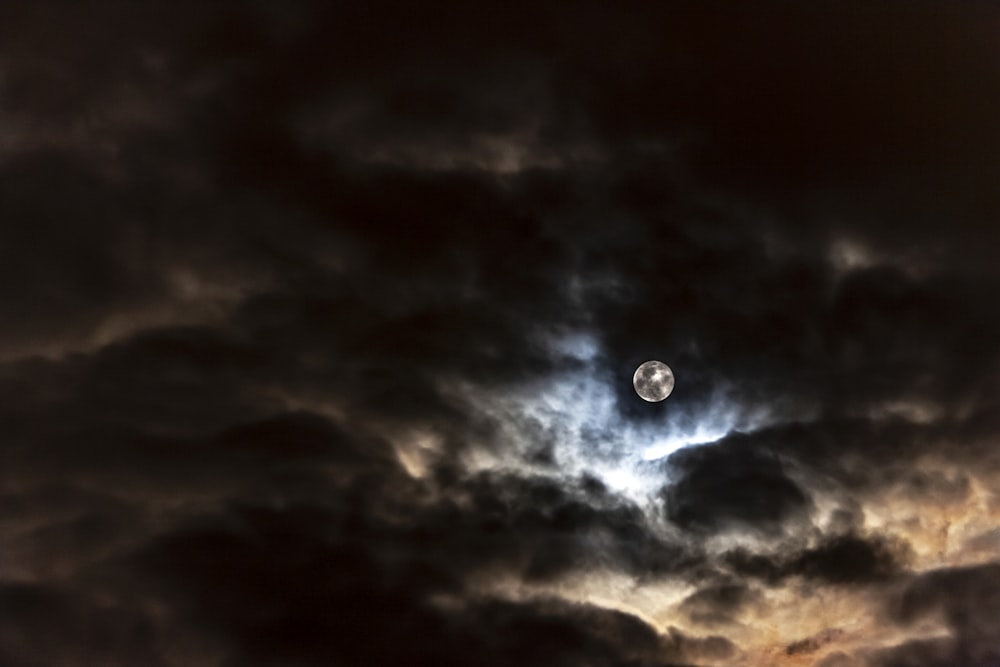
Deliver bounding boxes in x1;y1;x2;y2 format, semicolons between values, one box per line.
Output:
882;563;1000;667
418;471;702;581
0;154;161;350
785;628;845;656
787;534;910;585
724;532;910;587
0;497;714;667
679;581;761;627
869;638;957;667
662;438;810;534
2;1;999;665
0;322;702;664
0;582;164;667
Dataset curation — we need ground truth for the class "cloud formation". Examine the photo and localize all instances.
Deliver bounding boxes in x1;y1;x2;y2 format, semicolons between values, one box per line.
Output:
2;1;999;665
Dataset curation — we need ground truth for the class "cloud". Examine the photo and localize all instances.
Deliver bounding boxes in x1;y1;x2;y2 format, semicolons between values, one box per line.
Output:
2;1;999;665
679;581;761;627
23;497;710;667
661;438;811;534
0;582;166;667
786;628;846;656
882;563;1000;666
786;534;910;585
723;532;910;589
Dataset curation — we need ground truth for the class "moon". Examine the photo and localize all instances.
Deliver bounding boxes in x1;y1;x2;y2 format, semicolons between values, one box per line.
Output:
633;360;674;402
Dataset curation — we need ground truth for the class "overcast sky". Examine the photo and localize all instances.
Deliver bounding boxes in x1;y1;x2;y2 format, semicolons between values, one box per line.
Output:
2;2;1000;666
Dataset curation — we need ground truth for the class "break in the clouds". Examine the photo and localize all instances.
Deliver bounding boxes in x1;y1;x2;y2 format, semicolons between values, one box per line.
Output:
2;1;1000;666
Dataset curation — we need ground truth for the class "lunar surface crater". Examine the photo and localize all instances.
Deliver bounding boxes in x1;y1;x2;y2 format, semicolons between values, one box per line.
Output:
633;360;674;402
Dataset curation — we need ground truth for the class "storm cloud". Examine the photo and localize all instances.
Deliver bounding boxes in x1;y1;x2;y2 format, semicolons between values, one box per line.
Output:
2;1;999;665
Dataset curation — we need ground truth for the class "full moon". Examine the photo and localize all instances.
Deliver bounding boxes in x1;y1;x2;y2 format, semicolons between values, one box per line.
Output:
633;360;674;402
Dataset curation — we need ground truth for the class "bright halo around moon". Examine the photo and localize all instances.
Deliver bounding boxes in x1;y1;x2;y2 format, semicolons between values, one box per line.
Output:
633;360;674;402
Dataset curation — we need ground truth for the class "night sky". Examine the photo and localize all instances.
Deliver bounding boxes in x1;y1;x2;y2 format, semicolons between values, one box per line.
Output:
3;2;1000;666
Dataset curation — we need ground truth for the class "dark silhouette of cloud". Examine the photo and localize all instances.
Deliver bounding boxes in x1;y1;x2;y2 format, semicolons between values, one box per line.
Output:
723;532;910;588
662;439;811;534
